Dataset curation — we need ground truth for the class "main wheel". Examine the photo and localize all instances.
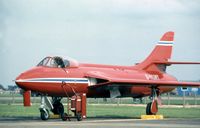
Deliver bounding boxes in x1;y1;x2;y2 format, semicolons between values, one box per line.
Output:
40;109;49;120
146;102;152;115
52;102;64;115
146;100;158;115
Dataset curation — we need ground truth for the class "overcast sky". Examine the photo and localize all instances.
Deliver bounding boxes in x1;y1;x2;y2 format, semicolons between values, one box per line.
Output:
0;0;200;87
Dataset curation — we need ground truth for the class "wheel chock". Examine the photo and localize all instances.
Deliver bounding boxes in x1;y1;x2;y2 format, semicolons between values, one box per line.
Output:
49;114;60;119
141;115;164;120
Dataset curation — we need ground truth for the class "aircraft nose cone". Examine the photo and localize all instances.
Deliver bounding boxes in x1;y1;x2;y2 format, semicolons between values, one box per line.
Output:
15;67;40;90
15;73;26;89
16;73;23;81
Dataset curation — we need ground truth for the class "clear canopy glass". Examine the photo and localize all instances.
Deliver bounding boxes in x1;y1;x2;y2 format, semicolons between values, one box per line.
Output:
37;56;79;68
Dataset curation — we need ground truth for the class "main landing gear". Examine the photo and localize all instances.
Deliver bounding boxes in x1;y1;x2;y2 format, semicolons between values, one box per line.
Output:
39;96;64;120
146;87;159;115
51;97;64;116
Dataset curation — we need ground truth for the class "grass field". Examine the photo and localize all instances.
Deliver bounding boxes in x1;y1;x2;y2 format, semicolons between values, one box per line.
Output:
0;97;200;105
0;94;200;119
0;104;200;119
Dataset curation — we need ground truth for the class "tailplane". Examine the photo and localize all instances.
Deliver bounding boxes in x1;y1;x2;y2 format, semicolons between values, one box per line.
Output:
136;31;174;73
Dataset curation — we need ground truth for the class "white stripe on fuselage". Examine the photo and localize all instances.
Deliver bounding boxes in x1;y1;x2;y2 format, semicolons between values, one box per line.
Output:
16;78;89;84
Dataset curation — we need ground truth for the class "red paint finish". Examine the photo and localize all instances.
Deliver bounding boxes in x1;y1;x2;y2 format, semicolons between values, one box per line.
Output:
71;94;86;118
15;31;200;100
81;93;87;119
151;99;158;114
160;31;174;41
23;90;31;107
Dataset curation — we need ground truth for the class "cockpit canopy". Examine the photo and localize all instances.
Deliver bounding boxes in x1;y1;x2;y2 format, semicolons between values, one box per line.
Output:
37;56;79;68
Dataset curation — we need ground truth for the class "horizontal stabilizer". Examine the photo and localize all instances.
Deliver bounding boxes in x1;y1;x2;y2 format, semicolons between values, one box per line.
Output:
153;61;200;65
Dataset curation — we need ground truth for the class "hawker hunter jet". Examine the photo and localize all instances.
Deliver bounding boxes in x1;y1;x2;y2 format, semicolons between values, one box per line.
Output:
16;31;200;121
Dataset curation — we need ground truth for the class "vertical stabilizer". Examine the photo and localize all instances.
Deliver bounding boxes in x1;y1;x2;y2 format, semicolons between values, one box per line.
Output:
136;31;174;73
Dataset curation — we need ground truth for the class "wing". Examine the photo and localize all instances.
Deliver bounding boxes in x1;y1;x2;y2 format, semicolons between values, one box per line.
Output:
85;71;200;89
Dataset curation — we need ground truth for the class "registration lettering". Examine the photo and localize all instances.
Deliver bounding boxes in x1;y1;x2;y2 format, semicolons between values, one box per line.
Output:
145;74;159;80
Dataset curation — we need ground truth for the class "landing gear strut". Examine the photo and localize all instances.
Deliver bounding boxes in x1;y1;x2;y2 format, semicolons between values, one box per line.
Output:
39;96;51;120
146;87;159;115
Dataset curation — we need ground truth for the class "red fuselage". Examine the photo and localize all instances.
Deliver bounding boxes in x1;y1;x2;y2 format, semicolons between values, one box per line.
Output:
14;32;200;119
16;60;175;98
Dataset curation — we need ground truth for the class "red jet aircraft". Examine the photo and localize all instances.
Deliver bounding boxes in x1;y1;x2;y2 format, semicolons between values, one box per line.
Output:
15;31;200;121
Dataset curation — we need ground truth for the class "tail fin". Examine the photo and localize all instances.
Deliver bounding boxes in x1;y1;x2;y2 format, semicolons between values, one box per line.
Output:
136;31;174;73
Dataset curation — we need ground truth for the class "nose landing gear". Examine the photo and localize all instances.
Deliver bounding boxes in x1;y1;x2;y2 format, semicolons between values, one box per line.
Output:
40;108;49;120
39;96;64;121
39;96;52;120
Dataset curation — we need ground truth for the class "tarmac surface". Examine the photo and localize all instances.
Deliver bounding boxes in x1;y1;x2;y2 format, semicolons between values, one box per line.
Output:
0;117;200;128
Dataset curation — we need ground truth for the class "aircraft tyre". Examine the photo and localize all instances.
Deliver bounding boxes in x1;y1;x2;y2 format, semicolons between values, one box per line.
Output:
40;108;49;120
76;113;82;121
52;102;64;115
146;100;158;115
146;102;152;115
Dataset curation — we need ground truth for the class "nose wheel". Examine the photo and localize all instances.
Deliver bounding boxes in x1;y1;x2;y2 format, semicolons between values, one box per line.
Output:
40;108;49;120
